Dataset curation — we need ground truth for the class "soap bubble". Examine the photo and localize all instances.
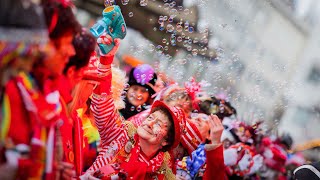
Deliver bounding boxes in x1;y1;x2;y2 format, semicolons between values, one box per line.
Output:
121;0;129;5
184;9;190;15
166;24;174;32
140;0;147;6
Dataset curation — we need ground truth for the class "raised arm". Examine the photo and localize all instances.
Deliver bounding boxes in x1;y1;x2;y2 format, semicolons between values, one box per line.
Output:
83;35;130;174
89;35;124;147
203;115;226;180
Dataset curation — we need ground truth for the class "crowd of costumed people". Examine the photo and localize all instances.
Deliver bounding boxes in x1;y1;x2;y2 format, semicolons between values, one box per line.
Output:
0;0;319;179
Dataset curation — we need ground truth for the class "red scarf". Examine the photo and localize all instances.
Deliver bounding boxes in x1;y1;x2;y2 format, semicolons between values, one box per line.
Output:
101;135;165;180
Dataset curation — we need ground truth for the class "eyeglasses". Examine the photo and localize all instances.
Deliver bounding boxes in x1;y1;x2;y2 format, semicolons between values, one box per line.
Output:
190;113;210;121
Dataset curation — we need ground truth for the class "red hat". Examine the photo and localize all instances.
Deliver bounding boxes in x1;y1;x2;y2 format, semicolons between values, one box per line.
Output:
261;138;287;173
150;100;187;149
180;120;202;155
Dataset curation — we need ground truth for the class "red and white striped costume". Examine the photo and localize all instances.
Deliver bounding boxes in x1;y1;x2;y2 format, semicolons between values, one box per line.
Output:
87;56;166;178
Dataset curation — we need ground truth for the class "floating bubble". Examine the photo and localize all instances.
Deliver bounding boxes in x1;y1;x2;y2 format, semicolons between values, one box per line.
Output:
171;41;176;46
149;44;155;52
176;25;183;32
128;12;133;17
121;0;129;5
158;16;164;24
106;0;115;5
169;1;176;8
192;49;198;56
183;40;188;47
170;93;177;101
168;16;174;22
162;38;167;43
164;3;170;10
180;58;187;65
164;46;169;51
136;106;142;112
159;25;164;31
140;0;148;6
193;38;199;44
166;24;174;32
156;45;163;53
177;36;182;42
185;21;189;28
200;48;207;55
121;91;127;99
184;9;190;15
170;9;177;16
124;83;130;90
187;46;192;51
188;27;194;33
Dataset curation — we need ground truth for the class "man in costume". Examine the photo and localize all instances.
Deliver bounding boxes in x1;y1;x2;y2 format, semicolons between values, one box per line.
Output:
80;34;187;180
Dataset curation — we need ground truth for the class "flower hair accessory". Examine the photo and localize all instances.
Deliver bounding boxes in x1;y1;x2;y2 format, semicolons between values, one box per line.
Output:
184;77;210;111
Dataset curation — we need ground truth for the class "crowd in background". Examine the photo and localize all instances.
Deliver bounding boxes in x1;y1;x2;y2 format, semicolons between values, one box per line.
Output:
0;0;319;179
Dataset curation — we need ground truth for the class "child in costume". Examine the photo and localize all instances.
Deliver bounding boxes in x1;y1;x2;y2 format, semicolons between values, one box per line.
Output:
119;63;158;119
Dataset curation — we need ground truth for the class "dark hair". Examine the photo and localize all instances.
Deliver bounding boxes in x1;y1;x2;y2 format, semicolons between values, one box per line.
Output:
152;106;175;152
63;30;95;74
128;65;158;96
198;96;237;119
42;0;80;40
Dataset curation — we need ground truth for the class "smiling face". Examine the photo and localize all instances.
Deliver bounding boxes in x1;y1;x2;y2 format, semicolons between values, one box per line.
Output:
127;85;150;107
137;110;172;148
189;113;211;142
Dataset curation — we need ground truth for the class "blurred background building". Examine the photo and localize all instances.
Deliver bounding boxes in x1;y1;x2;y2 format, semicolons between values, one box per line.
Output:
74;0;320;156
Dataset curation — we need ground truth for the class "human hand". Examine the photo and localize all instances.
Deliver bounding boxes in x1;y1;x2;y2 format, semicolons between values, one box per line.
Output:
79;170;101;180
97;33;120;60
57;162;76;180
205;115;223;150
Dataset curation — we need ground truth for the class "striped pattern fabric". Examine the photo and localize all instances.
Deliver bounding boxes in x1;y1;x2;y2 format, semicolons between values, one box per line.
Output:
88;66;164;173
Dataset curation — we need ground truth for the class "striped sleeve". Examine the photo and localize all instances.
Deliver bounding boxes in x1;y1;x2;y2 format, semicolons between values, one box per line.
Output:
88;64;129;172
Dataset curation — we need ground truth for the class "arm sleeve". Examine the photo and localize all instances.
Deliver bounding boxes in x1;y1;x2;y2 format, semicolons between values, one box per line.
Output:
203;145;227;180
88;55;128;171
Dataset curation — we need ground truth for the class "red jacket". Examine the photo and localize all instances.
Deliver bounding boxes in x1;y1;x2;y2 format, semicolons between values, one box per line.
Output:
204;145;226;180
1;72;61;179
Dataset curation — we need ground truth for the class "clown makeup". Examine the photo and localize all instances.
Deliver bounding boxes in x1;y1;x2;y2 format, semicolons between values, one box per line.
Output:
144;113;169;139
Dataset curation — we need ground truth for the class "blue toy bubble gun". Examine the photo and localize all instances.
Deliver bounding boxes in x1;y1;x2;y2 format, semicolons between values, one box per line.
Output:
90;5;127;54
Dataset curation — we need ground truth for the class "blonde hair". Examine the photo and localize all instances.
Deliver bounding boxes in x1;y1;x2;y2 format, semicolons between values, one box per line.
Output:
68;65;126;115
